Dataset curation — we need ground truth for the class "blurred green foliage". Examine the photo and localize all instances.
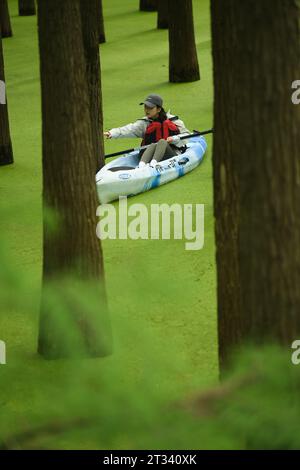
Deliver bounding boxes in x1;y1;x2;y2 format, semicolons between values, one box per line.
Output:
1;232;300;449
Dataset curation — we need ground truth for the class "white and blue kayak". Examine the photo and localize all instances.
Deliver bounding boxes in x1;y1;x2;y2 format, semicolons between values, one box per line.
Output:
96;135;207;204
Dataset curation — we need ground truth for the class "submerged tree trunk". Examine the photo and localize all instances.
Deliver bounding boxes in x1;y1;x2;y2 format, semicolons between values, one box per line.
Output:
211;0;300;370
18;0;36;16
157;0;168;29
0;31;13;165
139;0;158;12
168;0;199;82
96;0;105;44
0;0;12;38
37;0;110;359
80;0;105;171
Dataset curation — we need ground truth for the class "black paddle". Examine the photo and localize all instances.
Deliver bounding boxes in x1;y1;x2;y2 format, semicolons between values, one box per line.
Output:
103;128;213;160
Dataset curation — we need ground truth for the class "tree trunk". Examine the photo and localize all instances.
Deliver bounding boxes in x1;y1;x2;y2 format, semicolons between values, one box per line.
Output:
139;0;158;12
0;30;13;165
168;0;199;82
157;0;168;29
80;0;105;171
18;0;36;16
37;0;110;359
211;1;241;370
0;0;12;38
211;0;300;370
96;0;105;44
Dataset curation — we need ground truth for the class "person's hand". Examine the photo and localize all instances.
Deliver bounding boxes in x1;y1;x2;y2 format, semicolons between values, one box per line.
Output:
104;131;112;139
166;136;173;143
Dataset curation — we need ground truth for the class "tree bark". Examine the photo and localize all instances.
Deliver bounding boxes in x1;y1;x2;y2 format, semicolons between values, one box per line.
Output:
0;30;13;165
96;0;105;44
80;0;105;171
211;0;300;369
211;1;241;369
37;0;110;359
168;0;199;82
139;0;158;12
0;0;12;38
18;0;36;16
157;0;168;29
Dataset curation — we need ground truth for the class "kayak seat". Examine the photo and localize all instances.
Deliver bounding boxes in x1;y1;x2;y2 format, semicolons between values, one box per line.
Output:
108;166;136;172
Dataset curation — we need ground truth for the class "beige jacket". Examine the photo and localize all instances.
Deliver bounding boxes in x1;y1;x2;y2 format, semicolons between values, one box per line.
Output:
109;111;191;150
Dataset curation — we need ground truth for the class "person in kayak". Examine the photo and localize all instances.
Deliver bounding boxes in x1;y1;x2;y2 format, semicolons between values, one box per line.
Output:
104;94;191;168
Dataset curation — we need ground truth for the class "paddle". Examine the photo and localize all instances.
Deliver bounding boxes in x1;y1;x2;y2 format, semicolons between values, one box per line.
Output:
103;128;214;160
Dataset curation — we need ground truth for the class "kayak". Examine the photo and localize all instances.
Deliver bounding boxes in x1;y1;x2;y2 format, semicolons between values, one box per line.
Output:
95;135;207;204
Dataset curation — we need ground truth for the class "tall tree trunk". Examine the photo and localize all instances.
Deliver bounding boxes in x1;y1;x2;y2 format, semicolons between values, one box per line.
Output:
211;0;300;370
37;0;109;359
0;30;13;165
211;1;241;370
168;0;199;82
18;0;36;16
96;0;105;44
157;0;168;29
0;0;12;38
80;0;105;171
139;0;158;12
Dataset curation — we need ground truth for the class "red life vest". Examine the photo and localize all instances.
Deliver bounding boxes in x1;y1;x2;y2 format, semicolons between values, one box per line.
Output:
141;117;180;146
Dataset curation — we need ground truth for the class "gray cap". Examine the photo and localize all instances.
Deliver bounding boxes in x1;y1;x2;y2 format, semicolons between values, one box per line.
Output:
139;94;163;108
